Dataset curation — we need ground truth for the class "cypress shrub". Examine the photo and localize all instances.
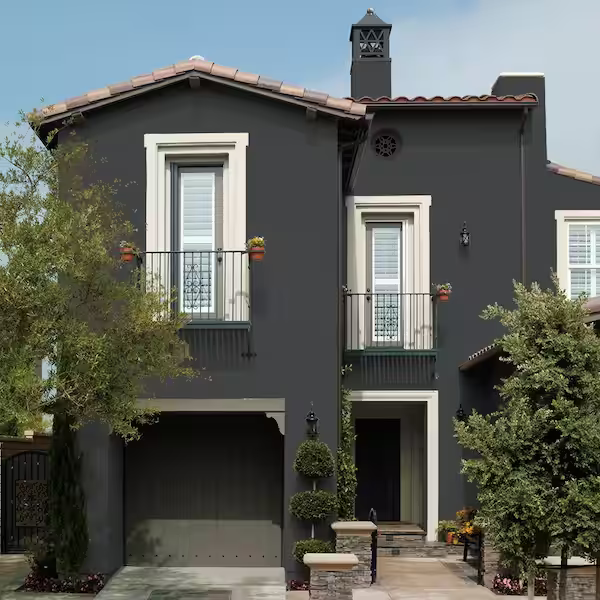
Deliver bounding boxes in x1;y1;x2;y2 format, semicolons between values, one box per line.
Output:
293;440;335;479
289;490;337;522
292;538;334;563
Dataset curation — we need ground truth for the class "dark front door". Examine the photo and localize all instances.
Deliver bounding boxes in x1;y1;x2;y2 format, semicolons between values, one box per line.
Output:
355;419;401;521
125;413;283;567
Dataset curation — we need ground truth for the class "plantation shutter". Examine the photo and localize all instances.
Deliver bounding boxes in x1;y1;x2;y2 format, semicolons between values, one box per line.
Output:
180;169;216;313
568;223;600;299
371;225;402;341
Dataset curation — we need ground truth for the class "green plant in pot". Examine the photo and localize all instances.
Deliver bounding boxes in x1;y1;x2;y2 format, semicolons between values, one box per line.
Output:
246;236;265;262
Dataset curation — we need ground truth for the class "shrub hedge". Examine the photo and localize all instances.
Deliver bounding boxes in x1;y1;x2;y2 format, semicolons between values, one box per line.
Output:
289;490;337;522
293;440;335;479
292;538;334;563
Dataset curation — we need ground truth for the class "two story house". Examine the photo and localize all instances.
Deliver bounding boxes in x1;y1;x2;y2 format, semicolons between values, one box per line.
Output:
33;8;600;580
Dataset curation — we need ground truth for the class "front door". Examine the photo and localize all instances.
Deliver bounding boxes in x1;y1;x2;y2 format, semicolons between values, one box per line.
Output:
355;419;401;521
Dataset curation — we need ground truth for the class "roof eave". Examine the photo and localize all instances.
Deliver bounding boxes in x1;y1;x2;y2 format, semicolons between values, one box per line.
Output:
362;101;539;110
35;70;364;131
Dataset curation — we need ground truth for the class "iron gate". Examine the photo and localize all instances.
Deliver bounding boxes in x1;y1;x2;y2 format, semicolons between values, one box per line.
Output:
1;451;49;553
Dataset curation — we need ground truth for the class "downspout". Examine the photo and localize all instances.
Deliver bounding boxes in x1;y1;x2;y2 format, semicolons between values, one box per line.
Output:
519;107;530;285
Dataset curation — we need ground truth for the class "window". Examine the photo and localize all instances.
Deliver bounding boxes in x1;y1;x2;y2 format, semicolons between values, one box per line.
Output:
174;166;223;316
555;211;600;300
366;223;403;343
568;223;600;299
145;133;249;323
346;196;432;350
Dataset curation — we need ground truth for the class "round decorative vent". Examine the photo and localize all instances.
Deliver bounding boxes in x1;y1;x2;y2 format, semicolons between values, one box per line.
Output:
373;132;399;158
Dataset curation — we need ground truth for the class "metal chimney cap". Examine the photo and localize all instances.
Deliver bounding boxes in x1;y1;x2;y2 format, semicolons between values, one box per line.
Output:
367;8;374;14
189;55;205;61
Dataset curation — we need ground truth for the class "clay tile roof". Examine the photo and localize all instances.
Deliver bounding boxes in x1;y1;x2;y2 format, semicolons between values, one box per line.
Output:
547;162;600;186
353;94;538;106
34;59;366;122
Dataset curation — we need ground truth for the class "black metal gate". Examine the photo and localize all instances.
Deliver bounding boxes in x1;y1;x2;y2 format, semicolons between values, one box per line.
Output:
1;451;49;553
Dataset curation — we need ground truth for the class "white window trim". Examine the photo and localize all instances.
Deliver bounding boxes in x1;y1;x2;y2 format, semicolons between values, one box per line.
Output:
350;389;439;542
346;196;432;349
555;210;600;295
145;133;249;253
145;133;249;321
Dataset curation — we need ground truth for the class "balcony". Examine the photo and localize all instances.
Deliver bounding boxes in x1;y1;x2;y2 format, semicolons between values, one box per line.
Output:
343;291;438;389
140;250;251;328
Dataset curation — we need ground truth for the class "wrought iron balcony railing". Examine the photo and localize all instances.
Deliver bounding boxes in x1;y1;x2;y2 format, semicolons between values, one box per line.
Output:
139;250;250;325
344;291;437;353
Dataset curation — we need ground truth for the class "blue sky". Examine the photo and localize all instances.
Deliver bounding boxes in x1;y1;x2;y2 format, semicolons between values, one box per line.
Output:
2;0;600;174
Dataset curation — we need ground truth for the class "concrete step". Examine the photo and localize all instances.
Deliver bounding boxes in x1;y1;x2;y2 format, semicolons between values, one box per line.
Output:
377;542;466;558
377;532;427;547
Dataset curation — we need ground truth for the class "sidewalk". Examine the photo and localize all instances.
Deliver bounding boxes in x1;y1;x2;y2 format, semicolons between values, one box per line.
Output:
0;554;28;594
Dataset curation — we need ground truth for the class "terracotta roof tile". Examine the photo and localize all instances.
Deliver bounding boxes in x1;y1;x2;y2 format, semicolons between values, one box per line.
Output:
547;162;600;186
353;94;538;105
36;58;366;121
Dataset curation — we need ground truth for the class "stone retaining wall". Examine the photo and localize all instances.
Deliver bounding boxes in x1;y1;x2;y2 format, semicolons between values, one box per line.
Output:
335;535;371;587
547;568;596;600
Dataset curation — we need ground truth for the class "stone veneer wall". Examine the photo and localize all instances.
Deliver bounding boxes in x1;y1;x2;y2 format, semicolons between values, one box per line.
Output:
547;569;596;600
309;569;354;600
335;535;372;588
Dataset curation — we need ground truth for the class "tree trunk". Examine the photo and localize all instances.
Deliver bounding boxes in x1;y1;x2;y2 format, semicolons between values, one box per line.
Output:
558;547;568;600
527;571;535;600
595;554;600;600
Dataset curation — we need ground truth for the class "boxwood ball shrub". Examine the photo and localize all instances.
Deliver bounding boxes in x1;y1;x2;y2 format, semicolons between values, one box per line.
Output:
293;539;334;563
289;490;337;522
293;440;335;479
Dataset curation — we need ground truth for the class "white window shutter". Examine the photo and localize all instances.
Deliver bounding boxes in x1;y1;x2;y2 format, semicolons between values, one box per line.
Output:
180;171;216;313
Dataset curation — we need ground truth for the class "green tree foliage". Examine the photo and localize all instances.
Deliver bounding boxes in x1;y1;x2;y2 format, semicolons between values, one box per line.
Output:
0;116;195;439
456;276;600;600
49;411;87;576
0;115;198;574
337;371;357;521
294;440;335;479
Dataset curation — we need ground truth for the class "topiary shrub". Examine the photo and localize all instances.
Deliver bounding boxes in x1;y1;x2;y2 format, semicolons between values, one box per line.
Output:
294;440;335;479
290;490;337;522
292;538;334;563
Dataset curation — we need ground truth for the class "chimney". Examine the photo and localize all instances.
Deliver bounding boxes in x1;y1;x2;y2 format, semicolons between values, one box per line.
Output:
350;8;392;99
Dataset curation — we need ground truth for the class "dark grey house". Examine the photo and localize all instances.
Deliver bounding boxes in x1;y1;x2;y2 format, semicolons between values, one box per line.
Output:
34;8;600;579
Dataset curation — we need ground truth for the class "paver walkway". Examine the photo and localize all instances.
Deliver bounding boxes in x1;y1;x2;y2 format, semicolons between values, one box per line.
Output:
0;554;28;592
361;556;496;600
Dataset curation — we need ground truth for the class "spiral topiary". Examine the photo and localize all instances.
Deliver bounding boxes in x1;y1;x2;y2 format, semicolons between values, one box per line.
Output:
289;490;337;522
292;539;334;563
293;440;335;479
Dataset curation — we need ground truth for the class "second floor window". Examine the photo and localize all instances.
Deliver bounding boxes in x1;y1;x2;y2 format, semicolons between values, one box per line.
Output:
568;222;600;299
174;166;223;316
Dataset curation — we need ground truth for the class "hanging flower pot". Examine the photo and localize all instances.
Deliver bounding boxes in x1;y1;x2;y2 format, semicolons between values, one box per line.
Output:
434;283;452;302
246;236;265;262
119;241;137;263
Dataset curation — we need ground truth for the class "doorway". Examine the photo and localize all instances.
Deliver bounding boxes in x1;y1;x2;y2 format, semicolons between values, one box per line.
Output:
355;418;401;521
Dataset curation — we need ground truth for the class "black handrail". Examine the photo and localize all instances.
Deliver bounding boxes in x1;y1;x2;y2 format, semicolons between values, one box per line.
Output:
368;508;378;584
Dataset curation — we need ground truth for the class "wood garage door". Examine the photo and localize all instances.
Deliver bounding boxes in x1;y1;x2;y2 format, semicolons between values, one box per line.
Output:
125;413;283;567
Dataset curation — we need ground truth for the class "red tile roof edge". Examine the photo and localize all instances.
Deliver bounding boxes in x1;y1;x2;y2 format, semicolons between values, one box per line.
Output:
33;59;367;122
547;162;600;186
352;94;538;105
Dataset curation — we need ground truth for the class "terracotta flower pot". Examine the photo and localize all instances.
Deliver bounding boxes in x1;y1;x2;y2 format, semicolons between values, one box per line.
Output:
446;532;455;544
249;247;265;262
437;292;450;302
120;247;135;262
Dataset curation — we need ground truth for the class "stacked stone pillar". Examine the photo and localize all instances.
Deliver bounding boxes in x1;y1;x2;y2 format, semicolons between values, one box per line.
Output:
331;521;377;588
303;553;359;600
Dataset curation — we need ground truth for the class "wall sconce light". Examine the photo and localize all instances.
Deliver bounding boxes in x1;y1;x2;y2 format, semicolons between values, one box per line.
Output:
306;407;319;438
460;222;470;247
456;404;466;422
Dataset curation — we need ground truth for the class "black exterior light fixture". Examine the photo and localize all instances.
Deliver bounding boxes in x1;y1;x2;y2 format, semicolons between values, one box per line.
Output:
456;404;466;422
460;222;471;247
306;406;319;438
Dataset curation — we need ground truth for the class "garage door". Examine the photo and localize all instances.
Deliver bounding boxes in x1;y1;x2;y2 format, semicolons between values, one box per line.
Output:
125;413;283;567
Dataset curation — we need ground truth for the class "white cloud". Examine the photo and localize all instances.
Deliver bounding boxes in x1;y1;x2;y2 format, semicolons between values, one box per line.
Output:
315;0;600;175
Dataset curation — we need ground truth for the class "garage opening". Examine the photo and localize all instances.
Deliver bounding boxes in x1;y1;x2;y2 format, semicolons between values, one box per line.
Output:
125;413;283;567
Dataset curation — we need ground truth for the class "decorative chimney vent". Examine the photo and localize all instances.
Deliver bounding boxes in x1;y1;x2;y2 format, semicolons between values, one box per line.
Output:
350;9;392;99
